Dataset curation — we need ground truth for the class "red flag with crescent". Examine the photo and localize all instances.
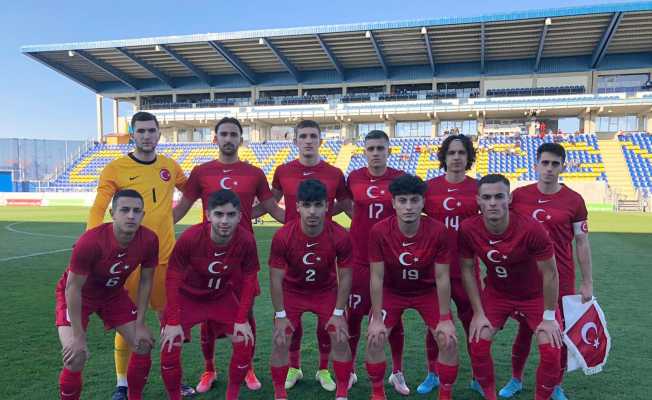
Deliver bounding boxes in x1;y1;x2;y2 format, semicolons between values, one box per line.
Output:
562;295;611;375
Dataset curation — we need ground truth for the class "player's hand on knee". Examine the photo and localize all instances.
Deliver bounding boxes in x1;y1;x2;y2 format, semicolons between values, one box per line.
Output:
536;319;563;348
434;320;458;349
326;315;349;343
233;321;254;347
469;313;492;343
62;336;88;368
160;324;184;353
134;322;154;353
273;317;293;346
367;318;387;348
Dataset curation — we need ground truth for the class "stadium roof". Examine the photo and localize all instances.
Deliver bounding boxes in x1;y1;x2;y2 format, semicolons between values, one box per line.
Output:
22;2;652;95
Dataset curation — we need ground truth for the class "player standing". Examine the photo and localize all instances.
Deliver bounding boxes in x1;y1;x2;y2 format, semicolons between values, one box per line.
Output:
260;119;350;391
498;143;593;400
173;117;284;393
160;190;259;400
419;134;483;395
459;174;562;400
268;179;354;400
365;174;459;400
56;190;157;400
343;130;409;394
86;111;189;399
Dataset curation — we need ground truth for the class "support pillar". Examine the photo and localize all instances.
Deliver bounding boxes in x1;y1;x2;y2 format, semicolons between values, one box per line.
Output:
96;94;104;141
112;98;119;135
386;120;396;137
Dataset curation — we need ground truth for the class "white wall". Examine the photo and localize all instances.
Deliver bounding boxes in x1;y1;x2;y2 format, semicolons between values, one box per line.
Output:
484;78;534;90
536;75;588;87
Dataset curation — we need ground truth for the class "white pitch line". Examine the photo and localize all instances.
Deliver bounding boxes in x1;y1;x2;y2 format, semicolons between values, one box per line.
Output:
0;248;72;263
4;222;78;239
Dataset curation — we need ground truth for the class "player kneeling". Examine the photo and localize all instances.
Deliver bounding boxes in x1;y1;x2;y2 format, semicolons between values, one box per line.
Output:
160;189;259;400
56;190;157;400
269;179;354;400
365;174;459;400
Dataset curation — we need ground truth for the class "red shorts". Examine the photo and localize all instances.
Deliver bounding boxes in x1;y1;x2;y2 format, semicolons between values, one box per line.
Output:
163;291;239;340
382;290;440;330
55;274;137;330
348;265;371;318
284;289;337;332
483;289;560;331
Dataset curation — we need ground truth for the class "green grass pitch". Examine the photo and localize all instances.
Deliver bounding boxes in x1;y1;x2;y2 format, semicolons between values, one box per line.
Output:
0;206;650;399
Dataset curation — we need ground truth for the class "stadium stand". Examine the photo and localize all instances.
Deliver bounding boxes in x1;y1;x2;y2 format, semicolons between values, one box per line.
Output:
45;134;608;192
486;86;585;97
618;133;652;195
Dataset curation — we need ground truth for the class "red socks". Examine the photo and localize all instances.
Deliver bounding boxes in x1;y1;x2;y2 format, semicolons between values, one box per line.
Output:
436;362;459;400
426;330;439;373
271;365;289;399
160;345;182;400
317;324;332;370
536;343;561;400
512;321;533;380
127;352;151;400
365;361;386;398
333;360;353;398
226;341;253;400
59;368;82;400
200;322;216;373
347;313;363;363
289;322;303;369
388;321;404;372
469;339;496;400
289;350;301;369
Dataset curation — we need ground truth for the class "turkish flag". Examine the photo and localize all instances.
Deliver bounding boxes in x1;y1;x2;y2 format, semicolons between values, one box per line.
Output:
562;295;611;375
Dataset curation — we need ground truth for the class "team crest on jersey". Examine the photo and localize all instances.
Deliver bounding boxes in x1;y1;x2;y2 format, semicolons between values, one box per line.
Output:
160;168;171;182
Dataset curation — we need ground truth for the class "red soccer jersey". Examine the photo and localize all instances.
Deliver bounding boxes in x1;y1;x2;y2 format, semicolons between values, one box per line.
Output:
272;159;348;223
184;160;273;231
66;223;159;301
269;220;353;295
511;184;588;295
368;215;451;296
347;167;404;267
458;212;554;300
166;223;260;324
424;175;479;278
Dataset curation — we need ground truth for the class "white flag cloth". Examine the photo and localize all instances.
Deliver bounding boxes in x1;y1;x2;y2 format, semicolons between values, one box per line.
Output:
562;295;611;375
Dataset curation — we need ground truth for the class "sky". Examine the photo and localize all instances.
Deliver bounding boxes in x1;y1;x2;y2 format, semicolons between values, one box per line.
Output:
0;0;629;140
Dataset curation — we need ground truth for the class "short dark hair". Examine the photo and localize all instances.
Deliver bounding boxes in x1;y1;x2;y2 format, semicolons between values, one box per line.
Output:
478;174;510;190
111;189;144;210
297;179;327;203
215;117;243;135
537;142;566;163
437;134;476;171
294;119;321;138
389;174;427;197
131;111;159;129
207;189;241;211
364;130;390;143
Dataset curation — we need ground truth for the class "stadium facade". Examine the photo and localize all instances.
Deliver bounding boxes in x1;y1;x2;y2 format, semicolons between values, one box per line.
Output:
16;2;652;209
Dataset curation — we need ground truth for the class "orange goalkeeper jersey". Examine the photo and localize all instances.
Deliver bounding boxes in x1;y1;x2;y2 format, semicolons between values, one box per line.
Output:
86;153;187;264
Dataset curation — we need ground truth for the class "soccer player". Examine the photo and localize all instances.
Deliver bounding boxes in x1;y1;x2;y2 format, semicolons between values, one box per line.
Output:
268;179;354;400
459;174;563;400
365;174;459;400
86;111;188;399
160;189;259;400
419;134;483;395
498;143;593;400
260;119;350;391
173;117;283;393
343;130;409;394
56;190;157;400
